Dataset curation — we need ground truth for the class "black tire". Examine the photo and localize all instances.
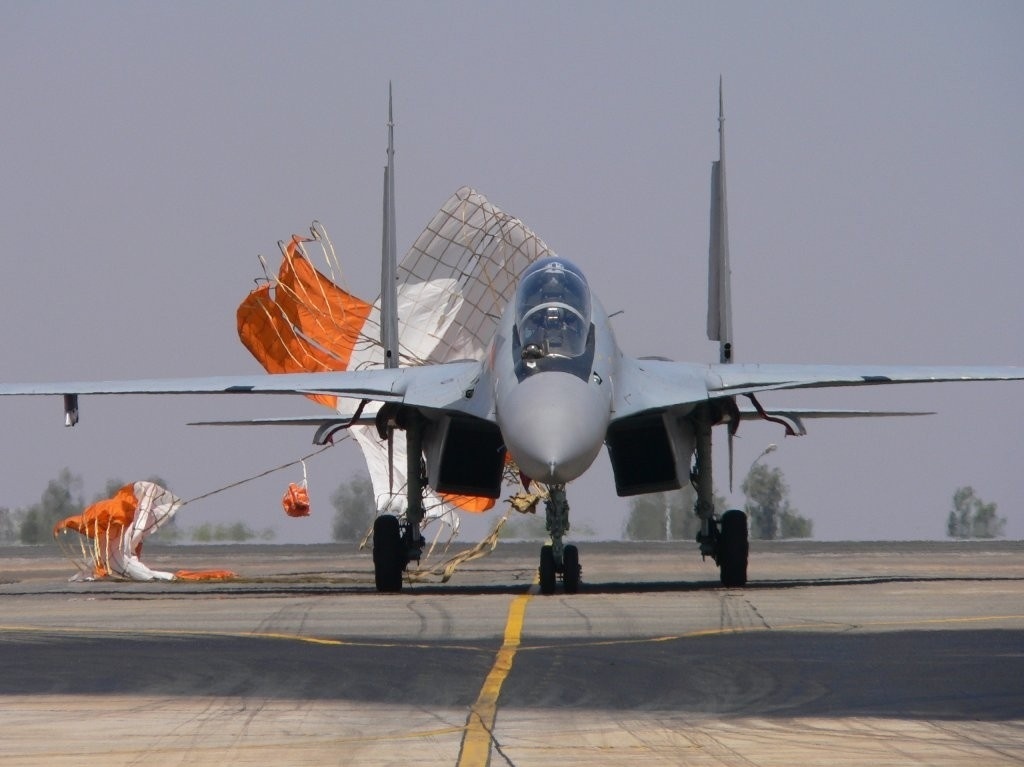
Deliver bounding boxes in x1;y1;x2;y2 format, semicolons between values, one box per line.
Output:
539;545;556;595
562;544;581;594
373;515;404;593
718;509;749;587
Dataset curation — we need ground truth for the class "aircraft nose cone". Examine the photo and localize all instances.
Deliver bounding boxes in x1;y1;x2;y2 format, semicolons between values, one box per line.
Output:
498;372;610;485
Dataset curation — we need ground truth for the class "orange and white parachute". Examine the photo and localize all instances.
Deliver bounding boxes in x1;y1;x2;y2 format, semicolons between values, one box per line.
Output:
54;481;234;582
238;188;552;531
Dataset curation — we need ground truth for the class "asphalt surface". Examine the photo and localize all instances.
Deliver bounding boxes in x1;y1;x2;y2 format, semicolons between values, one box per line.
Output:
1;540;1022;766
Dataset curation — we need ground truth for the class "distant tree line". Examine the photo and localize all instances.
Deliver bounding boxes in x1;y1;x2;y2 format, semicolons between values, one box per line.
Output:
622;465;813;541
0;468;274;545
10;468;998;547
330;467;906;544
946;486;1005;539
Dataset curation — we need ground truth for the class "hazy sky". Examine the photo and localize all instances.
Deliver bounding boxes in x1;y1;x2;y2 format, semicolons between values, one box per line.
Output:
1;2;1021;547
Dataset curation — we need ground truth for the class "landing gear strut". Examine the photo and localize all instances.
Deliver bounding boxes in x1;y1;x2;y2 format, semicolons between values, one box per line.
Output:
538;485;581;594
372;409;426;593
692;405;749;587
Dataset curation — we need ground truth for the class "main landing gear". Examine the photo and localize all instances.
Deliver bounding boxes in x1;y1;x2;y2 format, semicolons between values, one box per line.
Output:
372;409;426;593
372;514;424;593
714;509;749;587
537;485;582;595
692;404;749;587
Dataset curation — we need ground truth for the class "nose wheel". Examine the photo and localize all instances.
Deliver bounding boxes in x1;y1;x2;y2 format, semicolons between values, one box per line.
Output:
538;543;581;595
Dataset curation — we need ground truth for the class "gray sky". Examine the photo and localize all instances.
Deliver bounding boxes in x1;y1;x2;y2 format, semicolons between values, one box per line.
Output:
1;1;1021;544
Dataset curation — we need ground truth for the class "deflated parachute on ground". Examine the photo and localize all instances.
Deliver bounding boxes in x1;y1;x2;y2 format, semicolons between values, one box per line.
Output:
237;188;552;529
54;481;235;582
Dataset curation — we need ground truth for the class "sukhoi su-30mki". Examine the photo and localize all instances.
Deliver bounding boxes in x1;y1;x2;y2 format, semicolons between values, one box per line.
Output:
1;85;1021;593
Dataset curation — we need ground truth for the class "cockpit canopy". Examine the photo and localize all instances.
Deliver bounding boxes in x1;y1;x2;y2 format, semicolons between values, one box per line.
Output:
515;257;592;359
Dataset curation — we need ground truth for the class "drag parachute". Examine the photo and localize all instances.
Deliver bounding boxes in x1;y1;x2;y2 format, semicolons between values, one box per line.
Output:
53;481;235;582
238;188;552;530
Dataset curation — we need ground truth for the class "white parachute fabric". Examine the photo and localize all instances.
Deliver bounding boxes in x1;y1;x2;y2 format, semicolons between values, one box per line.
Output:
106;481;183;581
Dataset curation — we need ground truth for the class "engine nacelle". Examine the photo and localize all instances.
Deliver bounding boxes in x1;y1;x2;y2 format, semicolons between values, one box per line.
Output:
423;414;506;498
605;411;695;497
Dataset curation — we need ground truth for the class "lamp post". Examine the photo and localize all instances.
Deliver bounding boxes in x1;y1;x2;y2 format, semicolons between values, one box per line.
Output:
750;443;777;473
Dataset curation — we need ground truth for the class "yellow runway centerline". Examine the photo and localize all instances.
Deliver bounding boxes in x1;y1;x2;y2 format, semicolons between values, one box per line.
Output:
457;585;536;767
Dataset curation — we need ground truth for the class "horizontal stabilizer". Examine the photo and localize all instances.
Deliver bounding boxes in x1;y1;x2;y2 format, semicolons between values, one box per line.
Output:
739;406;933;436
187;414;377;428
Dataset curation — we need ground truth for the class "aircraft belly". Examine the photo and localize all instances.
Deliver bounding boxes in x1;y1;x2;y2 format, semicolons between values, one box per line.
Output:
496;371;610;484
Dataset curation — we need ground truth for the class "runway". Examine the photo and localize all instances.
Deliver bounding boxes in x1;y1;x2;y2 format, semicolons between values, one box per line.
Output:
1;540;1022;766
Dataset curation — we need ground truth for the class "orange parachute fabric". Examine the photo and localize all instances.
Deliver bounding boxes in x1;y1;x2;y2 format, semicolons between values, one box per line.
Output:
439;493;494;513
173;570;237;581
282;482;311;517
236;239;373;410
55;484;139;577
276;239;372;369
237;284;340;409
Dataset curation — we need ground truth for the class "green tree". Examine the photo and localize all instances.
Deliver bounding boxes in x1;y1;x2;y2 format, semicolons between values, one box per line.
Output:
500;512;549;540
779;510;813;538
189;522;274;542
19;468;85;544
0;507;16;543
946;486;1005;539
500;510;596;540
625;486;723;541
741;464;812;540
331;474;375;542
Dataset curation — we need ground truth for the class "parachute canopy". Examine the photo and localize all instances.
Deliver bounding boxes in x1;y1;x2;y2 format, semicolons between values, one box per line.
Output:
238;188;552;526
54;481;235;582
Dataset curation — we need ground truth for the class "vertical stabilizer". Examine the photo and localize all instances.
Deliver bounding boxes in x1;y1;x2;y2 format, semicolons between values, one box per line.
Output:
380;82;399;369
707;78;734;363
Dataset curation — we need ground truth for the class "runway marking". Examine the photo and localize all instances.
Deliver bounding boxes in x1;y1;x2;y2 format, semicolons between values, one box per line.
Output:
2;612;1022;655
515;613;1024;652
0;623;486;652
14;724;470;760
457;584;537;767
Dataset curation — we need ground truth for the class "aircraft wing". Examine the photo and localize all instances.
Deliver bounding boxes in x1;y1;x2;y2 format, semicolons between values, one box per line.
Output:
707;363;1024;396
0;360;487;422
614;358;1024;420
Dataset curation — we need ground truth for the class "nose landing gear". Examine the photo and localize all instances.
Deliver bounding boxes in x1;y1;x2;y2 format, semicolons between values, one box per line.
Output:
537;485;582;594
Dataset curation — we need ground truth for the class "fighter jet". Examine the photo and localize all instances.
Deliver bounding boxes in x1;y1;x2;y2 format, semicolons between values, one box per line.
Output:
1;85;1021;593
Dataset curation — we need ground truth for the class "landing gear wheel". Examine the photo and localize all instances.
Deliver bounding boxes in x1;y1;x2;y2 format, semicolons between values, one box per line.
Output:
373;514;404;593
718;509;749;587
539;545;556;595
562;544;581;594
